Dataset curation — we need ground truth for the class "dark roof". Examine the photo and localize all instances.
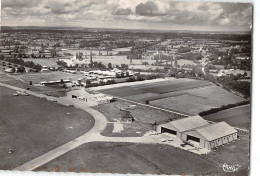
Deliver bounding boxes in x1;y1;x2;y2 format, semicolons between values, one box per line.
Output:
120;111;133;119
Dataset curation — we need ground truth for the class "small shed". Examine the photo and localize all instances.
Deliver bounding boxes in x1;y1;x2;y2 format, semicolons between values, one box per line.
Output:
120;111;135;122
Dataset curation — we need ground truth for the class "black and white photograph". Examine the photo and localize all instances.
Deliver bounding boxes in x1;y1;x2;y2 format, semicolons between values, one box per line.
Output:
0;0;255;175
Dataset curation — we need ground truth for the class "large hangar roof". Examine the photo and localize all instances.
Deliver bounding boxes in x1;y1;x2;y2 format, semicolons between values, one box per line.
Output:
169;115;209;132
196;122;237;141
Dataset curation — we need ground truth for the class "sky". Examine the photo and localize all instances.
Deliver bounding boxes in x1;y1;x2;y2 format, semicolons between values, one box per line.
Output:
0;0;253;32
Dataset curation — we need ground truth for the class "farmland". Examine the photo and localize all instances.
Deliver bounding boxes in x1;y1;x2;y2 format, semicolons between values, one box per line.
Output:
0;86;94;170
203;105;251;129
99;78;245;115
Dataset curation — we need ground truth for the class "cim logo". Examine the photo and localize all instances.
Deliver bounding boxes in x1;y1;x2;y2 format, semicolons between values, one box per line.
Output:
221;163;241;172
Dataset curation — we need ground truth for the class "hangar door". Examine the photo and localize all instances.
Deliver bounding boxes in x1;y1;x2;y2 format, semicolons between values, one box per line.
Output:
187;135;200;142
161;127;177;135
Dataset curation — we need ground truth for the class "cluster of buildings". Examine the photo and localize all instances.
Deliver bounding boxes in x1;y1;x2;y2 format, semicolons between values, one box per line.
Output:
67;89;115;106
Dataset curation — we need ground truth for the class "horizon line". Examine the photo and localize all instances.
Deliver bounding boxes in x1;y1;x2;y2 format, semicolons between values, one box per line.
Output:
0;25;252;34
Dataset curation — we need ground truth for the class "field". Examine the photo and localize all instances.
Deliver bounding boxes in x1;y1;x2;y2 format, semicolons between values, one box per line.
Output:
0;86;94;170
93;100;182;137
203;105;251;129
99;78;245;115
36;133;249;175
150;86;245;115
36;142;215;174
0;73;72;97
15;71;82;84
100;78;206;97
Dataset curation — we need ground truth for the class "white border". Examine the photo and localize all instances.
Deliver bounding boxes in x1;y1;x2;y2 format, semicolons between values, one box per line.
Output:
0;0;258;176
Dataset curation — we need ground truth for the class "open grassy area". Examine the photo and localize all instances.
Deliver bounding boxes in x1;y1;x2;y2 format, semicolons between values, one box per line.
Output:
203;105;251;129
138;80;211;94
99;78;245;115
36;142;216;175
202;134;250;176
0;74;71;97
150;94;216;115
0;86;94;170
100;78;210;97
15;71;82;84
93;100;183;137
35;133;249;175
150;86;246;115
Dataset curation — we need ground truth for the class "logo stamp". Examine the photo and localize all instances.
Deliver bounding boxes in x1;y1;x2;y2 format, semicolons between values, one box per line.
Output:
220;163;241;172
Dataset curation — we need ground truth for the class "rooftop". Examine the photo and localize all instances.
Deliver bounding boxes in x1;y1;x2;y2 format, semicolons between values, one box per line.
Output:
169;115;209;132
196;122;237;141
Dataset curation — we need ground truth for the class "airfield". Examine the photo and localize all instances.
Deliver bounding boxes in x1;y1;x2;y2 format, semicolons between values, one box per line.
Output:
0;70;250;175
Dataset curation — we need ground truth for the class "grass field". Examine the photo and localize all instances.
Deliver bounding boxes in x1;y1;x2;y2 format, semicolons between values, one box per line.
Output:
15;71;81;84
0;74;72;97
203;105;251;129
93;100;183;137
150;86;245;115
138;80;211;94
0;86;94;170
36;133;249;175
100;79;209;97
36;142;215;174
99;78;245;115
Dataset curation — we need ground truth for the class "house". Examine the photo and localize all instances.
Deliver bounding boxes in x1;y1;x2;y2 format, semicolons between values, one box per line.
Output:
120;110;135;122
157;115;238;151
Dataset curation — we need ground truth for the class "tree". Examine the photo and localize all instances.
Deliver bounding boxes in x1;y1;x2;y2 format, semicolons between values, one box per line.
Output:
29;81;33;85
243;72;248;78
86;80;91;84
16;67;21;73
108;63;112;69
174;58;178;67
11;67;16;73
20;66;25;72
60;79;64;84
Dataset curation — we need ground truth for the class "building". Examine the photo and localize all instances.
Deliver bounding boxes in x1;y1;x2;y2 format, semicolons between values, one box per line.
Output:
157;115;238;151
120;110;135;122
67;89;115;105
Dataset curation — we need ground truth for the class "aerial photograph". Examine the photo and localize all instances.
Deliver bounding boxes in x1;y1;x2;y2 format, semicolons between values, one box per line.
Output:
0;0;252;175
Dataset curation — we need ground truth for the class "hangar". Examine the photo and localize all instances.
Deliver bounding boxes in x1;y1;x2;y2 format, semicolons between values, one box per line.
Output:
157;116;238;151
